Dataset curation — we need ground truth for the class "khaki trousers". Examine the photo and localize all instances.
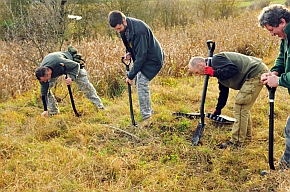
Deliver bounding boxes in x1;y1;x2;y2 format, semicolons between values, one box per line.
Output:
230;67;268;144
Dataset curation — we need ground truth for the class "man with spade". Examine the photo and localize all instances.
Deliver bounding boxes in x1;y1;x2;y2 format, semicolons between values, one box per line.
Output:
259;4;290;170
108;10;164;127
188;52;268;148
35;46;104;117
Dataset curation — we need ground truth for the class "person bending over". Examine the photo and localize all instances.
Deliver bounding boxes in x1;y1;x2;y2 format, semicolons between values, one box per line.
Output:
35;49;104;117
188;52;268;148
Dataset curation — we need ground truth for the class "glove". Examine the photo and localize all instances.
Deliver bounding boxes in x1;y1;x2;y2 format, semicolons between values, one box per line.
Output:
205;66;214;76
213;109;221;116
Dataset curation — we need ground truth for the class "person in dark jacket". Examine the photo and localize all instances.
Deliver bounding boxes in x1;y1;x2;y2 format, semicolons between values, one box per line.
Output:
108;10;165;126
259;4;290;170
188;52;268;148
35;50;104;117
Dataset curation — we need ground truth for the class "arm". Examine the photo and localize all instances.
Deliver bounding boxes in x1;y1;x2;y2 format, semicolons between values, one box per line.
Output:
127;35;148;80
41;95;48;117
277;73;290;88
212;55;239;80
58;58;80;81
40;82;49;117
215;82;229;113
268;41;290;88
270;42;285;76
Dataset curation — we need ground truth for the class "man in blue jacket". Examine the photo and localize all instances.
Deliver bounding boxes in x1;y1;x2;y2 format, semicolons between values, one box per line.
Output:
108;10;165;126
259;4;290;170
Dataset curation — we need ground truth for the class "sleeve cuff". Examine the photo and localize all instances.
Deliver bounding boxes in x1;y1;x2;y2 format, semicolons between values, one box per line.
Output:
42;95;48;111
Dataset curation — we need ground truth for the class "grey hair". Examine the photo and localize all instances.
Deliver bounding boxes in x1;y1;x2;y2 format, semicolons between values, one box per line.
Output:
188;57;205;68
258;4;290;28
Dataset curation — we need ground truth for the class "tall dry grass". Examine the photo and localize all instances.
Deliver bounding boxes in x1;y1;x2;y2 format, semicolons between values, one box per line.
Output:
0;10;280;101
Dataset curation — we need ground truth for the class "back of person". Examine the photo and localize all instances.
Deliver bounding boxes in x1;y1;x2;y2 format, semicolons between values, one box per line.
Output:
214;52;267;90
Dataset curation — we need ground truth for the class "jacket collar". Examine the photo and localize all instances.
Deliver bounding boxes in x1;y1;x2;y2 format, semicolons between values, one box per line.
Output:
125;18;134;39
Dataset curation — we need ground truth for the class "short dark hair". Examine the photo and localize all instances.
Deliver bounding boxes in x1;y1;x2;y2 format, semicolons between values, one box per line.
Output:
258;4;290;28
35;66;49;80
108;10;126;27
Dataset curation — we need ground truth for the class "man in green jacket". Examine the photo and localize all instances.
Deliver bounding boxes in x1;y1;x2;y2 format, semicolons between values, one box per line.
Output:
188;52;268;148
35;50;104;117
108;10;164;126
259;4;290;170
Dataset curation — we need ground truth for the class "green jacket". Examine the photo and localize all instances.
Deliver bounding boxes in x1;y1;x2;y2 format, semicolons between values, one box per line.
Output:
121;17;164;81
40;51;80;96
212;52;268;111
214;52;267;90
271;23;290;93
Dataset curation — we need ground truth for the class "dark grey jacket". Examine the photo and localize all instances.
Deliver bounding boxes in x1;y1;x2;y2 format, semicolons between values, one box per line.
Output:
121;17;164;80
40;51;80;96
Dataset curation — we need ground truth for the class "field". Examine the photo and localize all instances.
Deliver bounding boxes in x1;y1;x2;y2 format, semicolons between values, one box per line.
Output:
0;8;290;192
240;0;286;7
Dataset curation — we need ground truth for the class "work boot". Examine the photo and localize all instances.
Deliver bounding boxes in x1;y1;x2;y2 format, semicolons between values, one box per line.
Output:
99;106;105;110
217;140;242;149
49;109;60;116
139;117;152;128
279;161;290;171
96;104;105;110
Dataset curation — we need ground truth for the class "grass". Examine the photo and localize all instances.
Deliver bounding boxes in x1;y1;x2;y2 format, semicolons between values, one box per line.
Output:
240;0;287;7
271;0;286;3
0;7;290;191
0;74;290;191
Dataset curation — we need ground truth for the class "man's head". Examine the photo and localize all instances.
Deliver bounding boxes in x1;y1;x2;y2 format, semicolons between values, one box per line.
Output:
35;66;52;82
258;4;290;39
188;57;206;76
108;10;127;33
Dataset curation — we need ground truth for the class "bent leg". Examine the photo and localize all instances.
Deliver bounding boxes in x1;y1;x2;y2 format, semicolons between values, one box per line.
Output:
231;72;264;144
231;104;249;144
